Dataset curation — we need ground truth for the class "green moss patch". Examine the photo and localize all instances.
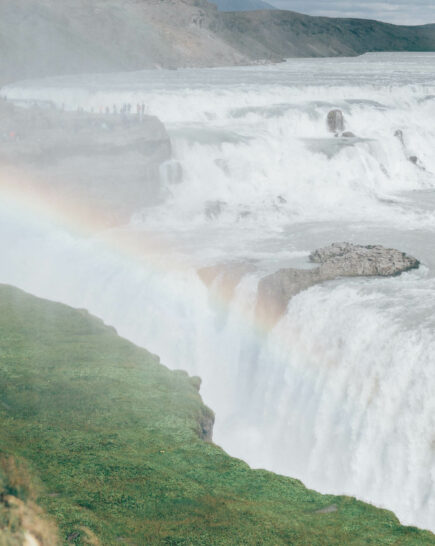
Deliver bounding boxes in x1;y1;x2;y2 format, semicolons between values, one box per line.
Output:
0;284;433;545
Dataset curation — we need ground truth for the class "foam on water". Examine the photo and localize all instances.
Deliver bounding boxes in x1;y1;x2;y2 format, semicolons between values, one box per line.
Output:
4;53;435;230
1;53;435;532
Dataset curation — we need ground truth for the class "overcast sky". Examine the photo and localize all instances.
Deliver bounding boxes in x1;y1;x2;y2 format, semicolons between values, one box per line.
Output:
269;0;435;25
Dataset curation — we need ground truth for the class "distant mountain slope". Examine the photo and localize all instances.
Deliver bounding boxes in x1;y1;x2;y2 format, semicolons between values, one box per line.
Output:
0;0;245;84
218;10;435;58
212;0;276;11
0;0;434;84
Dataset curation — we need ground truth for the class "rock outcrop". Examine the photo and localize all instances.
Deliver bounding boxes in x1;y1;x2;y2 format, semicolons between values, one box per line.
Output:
0;99;172;227
257;242;419;327
0;456;58;546
310;242;419;276
327;110;345;134
327;110;357;138
198;406;215;442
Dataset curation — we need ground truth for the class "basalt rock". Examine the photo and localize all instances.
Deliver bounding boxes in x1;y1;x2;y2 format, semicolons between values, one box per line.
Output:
198;406;215;442
257;242;419;327
310;242;419;277
327;109;345;134
327;110;358;138
409;154;425;169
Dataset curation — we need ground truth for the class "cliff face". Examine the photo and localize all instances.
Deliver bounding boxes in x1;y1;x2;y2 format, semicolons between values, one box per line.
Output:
256;243;420;327
0;99;172;226
0;0;435;84
1;283;434;544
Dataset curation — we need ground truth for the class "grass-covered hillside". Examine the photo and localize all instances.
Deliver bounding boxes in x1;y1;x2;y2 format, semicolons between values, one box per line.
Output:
0;284;434;545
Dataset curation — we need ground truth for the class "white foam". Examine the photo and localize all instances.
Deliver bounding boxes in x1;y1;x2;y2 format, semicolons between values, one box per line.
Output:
1;52;435;532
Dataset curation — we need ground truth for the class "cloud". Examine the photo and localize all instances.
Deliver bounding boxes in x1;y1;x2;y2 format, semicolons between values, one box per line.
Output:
269;0;435;25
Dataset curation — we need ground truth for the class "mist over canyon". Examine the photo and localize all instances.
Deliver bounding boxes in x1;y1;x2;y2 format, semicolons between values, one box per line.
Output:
1;1;435;543
1;51;435;537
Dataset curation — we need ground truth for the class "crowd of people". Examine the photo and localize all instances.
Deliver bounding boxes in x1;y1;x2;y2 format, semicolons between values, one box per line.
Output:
0;95;153;143
76;102;150;122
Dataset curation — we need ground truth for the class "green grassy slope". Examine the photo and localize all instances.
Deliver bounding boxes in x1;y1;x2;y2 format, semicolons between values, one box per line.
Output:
0;284;433;545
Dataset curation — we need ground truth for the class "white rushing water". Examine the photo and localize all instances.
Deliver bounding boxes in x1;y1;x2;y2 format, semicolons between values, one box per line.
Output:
1;52;435;531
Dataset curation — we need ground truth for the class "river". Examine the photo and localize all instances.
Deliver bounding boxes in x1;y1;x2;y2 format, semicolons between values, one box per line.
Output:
1;52;435;531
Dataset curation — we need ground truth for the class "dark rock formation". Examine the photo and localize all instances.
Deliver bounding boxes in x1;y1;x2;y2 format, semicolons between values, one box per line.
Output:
327;111;358;139
327;110;345;134
198;407;215;442
257;242;419;327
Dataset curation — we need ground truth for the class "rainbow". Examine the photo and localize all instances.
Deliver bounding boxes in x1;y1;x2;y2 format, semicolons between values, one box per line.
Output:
0;162;316;365
0;163;186;268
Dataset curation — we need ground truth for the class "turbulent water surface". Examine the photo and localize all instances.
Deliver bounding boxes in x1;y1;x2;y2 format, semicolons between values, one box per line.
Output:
1;53;435;531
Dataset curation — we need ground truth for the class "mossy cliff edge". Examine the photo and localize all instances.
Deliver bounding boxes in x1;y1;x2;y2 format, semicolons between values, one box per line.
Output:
0;284;433;545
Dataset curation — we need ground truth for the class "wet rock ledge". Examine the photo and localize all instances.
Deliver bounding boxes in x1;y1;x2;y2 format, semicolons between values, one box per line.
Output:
0;98;172;227
257;242;420;327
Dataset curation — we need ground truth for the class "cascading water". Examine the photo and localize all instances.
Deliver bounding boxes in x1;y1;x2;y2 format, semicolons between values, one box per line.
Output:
1;52;435;531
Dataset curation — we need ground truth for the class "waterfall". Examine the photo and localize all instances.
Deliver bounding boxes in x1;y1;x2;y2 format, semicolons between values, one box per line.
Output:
1;52;435;531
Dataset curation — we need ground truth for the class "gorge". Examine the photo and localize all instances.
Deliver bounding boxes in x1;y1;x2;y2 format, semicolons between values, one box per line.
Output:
1;52;435;540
